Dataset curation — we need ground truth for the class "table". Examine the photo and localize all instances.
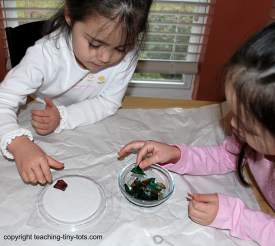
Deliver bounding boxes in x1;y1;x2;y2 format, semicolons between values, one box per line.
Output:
0;98;261;246
123;97;275;216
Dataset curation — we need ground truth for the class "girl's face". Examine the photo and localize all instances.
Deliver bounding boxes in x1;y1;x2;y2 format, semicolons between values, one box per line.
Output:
225;81;275;156
67;14;129;73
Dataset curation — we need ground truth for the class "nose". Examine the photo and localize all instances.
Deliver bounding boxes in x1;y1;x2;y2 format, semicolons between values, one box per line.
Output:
97;47;112;64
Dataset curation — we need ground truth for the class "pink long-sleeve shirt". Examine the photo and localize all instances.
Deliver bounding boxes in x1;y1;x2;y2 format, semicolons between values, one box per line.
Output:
163;137;275;246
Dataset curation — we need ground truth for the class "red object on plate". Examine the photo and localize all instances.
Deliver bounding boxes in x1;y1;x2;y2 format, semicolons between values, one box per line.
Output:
54;179;68;191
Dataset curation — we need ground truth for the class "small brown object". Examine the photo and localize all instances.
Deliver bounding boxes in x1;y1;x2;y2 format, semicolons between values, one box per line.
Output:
54;179;68;191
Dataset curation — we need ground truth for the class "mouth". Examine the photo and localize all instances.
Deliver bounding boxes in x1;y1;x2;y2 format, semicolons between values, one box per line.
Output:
75;56;104;71
89;62;104;68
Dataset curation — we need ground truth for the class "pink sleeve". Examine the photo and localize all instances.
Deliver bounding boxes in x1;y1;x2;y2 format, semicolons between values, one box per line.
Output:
210;194;275;246
163;136;240;175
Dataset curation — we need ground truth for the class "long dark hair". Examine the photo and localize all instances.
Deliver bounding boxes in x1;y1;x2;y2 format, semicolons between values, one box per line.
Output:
44;0;153;53
226;22;275;185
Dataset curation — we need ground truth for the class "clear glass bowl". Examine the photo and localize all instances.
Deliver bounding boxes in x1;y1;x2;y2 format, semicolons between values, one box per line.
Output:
118;163;174;207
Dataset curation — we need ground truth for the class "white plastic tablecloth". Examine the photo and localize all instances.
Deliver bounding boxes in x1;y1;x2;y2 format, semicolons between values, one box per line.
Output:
0;102;259;246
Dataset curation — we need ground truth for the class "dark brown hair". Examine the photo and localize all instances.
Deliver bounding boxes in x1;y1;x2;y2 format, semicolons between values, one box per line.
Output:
45;0;153;54
226;22;275;185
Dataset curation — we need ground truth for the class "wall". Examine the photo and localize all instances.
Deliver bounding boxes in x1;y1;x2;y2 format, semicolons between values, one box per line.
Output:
193;0;272;101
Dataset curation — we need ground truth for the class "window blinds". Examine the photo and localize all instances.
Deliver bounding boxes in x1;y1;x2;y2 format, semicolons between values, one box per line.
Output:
1;0;210;87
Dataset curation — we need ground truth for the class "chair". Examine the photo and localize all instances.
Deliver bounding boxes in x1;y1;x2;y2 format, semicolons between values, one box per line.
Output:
5;20;47;67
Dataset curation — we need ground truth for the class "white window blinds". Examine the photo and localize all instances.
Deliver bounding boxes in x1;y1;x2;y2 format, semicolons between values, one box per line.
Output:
1;0;210;93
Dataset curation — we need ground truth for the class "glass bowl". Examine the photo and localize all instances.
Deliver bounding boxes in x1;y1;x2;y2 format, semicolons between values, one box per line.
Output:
118;163;174;207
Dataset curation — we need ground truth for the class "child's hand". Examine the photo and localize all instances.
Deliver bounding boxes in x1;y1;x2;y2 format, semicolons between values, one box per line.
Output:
188;193;219;225
118;140;181;169
8;136;64;184
32;97;60;135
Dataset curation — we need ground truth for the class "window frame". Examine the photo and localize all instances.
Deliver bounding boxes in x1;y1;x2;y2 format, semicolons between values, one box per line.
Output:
1;0;210;98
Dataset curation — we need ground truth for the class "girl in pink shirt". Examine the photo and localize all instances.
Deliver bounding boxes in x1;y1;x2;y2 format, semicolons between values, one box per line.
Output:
118;22;275;246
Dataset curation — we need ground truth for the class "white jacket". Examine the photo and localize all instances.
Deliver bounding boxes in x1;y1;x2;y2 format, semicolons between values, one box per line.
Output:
0;31;137;159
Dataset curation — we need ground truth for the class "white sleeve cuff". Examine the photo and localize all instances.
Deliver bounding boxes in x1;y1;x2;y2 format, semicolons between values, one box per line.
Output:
55;105;68;133
1;128;33;159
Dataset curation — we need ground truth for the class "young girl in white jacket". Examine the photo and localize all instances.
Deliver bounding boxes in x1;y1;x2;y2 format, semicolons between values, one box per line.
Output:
0;0;152;185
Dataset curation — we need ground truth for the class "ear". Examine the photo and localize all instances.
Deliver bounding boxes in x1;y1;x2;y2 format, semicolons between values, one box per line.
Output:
64;4;71;26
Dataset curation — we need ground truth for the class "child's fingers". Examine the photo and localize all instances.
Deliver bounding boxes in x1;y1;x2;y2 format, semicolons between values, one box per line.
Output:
188;202;205;219
32;165;46;184
136;142;154;165
44;96;55;108
40;162;52;183
139;155;159;169
32;120;49;130
21;171;29;183
192;193;217;203
118;141;145;159
189;200;208;214
32;123;51;135
189;213;204;225
188;193;219;226
188;201;216;226
189;214;209;226
27;169;38;184
47;156;64;170
32;115;50;124
187;192;194;200
32;109;50;117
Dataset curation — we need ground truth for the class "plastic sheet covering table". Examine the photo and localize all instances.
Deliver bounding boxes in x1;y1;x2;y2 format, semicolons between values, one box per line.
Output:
0;102;259;246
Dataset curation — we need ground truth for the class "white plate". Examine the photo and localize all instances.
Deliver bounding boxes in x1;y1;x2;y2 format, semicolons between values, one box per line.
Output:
38;175;105;230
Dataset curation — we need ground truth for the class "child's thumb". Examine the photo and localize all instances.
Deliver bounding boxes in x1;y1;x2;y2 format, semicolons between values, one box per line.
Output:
47;156;64;170
44;96;55;108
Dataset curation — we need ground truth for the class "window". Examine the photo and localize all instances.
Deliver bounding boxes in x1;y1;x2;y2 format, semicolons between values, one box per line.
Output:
1;0;210;99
